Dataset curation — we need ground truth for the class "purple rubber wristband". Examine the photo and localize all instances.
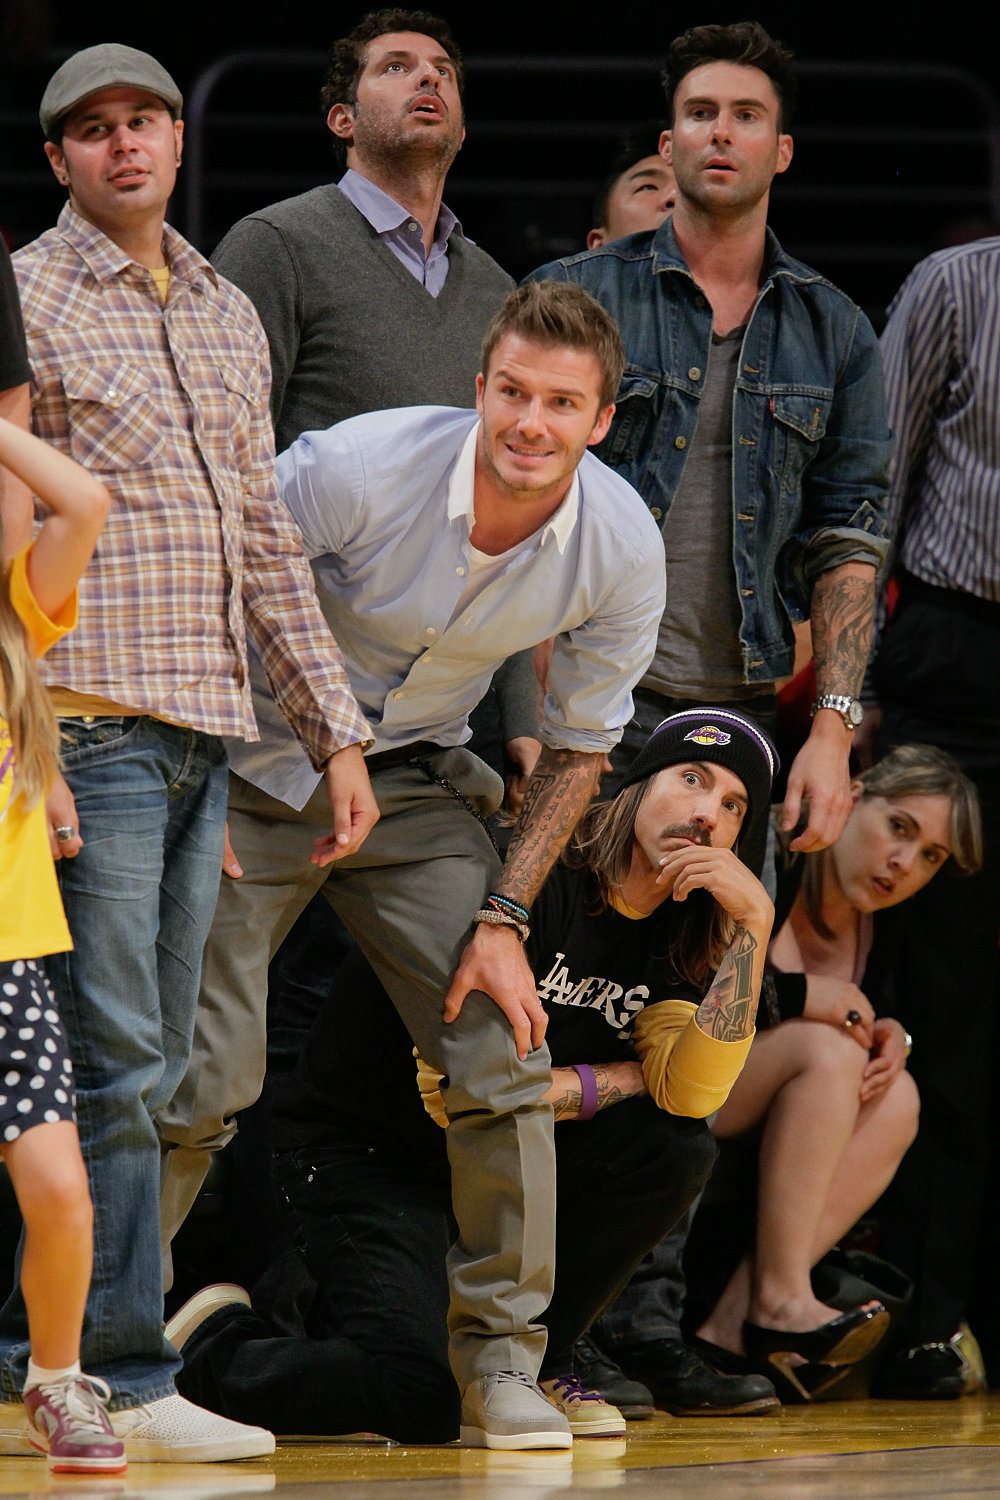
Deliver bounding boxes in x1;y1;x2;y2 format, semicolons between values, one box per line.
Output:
572;1064;599;1121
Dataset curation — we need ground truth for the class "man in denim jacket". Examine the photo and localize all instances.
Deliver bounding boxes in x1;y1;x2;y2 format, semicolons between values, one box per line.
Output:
528;20;890;860
528;19;892;1416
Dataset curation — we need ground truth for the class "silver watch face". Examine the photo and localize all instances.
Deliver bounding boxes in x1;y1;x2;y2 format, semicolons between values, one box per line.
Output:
848;699;864;726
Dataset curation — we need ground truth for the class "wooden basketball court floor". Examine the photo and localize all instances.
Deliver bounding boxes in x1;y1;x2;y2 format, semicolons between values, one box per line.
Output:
0;1396;998;1500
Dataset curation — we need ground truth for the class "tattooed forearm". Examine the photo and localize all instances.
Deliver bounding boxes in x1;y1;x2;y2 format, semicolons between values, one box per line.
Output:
549;1080;583;1121
696;926;759;1042
547;1062;648;1120
810;563;876;699
500;747;603;907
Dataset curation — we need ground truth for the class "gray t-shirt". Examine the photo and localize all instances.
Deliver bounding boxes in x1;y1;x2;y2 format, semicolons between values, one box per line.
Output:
644;326;762;700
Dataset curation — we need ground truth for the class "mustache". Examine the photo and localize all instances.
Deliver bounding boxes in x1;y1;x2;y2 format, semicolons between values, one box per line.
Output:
661;822;711;847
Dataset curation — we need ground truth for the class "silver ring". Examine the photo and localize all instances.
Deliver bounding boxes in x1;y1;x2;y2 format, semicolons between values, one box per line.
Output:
844;1009;862;1029
53;826;75;842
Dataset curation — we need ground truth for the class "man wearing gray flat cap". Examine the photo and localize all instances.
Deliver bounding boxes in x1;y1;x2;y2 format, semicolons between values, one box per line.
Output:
0;42;377;1464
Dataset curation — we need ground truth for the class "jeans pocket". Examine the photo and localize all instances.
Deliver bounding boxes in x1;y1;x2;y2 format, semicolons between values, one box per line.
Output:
58;716;140;764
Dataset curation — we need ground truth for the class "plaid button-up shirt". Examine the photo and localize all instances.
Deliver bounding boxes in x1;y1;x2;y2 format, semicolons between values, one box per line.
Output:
14;205;369;766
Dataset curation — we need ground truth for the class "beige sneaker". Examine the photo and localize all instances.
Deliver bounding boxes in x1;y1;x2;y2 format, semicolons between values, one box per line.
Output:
110;1394;274;1462
460;1371;573;1450
0;1399;37;1457
539;1376;626;1436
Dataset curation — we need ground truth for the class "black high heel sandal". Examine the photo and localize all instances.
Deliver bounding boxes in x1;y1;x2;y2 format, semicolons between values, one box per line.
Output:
742;1303;889;1403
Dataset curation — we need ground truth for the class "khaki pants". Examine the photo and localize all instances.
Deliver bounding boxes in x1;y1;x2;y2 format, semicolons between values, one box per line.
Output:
158;749;555;1387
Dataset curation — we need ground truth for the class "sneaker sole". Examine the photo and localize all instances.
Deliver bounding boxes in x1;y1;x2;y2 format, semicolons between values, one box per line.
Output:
0;1432;36;1457
48;1455;128;1473
118;1432;275;1463
460;1424;573;1450
566;1416;627;1437
165;1284;251;1353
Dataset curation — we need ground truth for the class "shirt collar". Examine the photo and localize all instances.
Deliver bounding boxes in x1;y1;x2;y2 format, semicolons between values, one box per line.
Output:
55;202;218;290
337;168;461;245
650;213;820;287
447;420;581;554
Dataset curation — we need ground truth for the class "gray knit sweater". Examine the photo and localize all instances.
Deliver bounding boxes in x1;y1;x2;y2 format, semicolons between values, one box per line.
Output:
212;184;514;453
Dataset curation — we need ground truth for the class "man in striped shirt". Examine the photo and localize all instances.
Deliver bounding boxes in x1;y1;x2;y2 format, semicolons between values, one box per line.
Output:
0;44;377;1463
863;239;1000;1399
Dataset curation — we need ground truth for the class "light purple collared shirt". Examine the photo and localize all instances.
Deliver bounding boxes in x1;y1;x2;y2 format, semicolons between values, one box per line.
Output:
337;169;460;298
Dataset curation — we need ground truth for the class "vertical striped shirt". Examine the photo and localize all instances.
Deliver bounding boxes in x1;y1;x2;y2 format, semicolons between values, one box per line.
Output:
14;205;370;764
879;238;1000;606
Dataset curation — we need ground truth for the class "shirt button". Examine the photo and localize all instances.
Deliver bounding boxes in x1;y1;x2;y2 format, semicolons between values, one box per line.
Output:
425;627;436;637
106;388;117;399
688;367;701;380
650;507;663;521
408;221;419;232
674;436;687;450
456;566;466;577
695;295;706;308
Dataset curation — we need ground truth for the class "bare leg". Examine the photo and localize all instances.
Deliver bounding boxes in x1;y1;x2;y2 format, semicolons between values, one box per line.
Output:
697;1022;865;1351
4;1123;93;1370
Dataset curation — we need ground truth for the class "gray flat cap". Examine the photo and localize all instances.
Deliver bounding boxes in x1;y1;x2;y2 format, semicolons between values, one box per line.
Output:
41;43;182;136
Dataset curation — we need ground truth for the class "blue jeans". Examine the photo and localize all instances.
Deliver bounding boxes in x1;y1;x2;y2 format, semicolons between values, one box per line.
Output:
0;717;228;1406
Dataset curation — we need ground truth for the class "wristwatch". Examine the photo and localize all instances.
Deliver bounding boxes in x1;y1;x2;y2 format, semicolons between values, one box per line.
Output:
811;694;864;731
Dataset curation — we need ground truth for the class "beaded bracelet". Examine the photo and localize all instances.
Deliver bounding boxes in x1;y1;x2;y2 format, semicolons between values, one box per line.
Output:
487;892;530;924
474;908;530;943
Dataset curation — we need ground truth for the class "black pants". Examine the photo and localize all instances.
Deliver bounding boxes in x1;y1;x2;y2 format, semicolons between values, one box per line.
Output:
593;687;776;1355
176;1098;715;1441
871;580;1000;1347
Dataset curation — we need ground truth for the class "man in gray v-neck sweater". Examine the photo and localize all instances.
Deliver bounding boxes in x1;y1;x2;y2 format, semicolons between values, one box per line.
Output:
157;10;542;1335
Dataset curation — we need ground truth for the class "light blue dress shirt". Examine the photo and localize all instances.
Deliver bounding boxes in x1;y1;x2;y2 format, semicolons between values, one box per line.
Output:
337;169;458;297
229;405;666;809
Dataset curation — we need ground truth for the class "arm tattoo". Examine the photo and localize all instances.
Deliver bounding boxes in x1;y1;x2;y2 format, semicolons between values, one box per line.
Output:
550;1080;583;1122
811;568;876;699
696;926;759;1042
499;746;602;907
551;1064;636;1121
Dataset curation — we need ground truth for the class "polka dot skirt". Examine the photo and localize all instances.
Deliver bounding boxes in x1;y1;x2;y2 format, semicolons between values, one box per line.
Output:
0;959;76;1142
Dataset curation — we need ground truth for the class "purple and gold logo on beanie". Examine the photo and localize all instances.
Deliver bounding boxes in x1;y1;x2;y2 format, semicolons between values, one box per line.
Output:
683;725;732;748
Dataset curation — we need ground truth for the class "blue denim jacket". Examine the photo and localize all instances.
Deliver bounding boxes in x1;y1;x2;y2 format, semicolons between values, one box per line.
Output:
527;219;892;684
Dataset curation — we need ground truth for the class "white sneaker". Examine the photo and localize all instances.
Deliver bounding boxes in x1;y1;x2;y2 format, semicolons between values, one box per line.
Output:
0;1399;36;1457
110;1394;274;1462
165;1284;252;1354
539;1375;626;1437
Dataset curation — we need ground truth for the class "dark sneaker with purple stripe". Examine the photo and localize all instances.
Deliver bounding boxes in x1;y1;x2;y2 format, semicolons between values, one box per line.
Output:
25;1375;126;1473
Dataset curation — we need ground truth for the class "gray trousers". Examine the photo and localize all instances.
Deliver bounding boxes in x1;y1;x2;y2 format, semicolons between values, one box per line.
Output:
157;750;555;1388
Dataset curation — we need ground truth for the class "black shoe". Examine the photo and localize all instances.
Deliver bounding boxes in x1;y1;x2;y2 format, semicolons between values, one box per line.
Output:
619;1339;779;1416
571;1334;655;1419
875;1342;966;1400
742;1304;889;1404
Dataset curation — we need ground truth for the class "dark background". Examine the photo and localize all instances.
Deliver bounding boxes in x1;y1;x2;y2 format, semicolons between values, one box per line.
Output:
3;1;1000;317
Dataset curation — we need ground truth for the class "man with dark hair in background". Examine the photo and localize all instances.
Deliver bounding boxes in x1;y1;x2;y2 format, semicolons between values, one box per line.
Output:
158;9;539;1263
528;19;892;1416
587;125;676;249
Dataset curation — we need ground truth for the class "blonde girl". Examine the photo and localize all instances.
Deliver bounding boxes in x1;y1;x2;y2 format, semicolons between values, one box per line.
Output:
0;416;121;1471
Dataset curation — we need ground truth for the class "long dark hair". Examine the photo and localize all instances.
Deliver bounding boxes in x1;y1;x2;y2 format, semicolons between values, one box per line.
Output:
563;785;734;990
